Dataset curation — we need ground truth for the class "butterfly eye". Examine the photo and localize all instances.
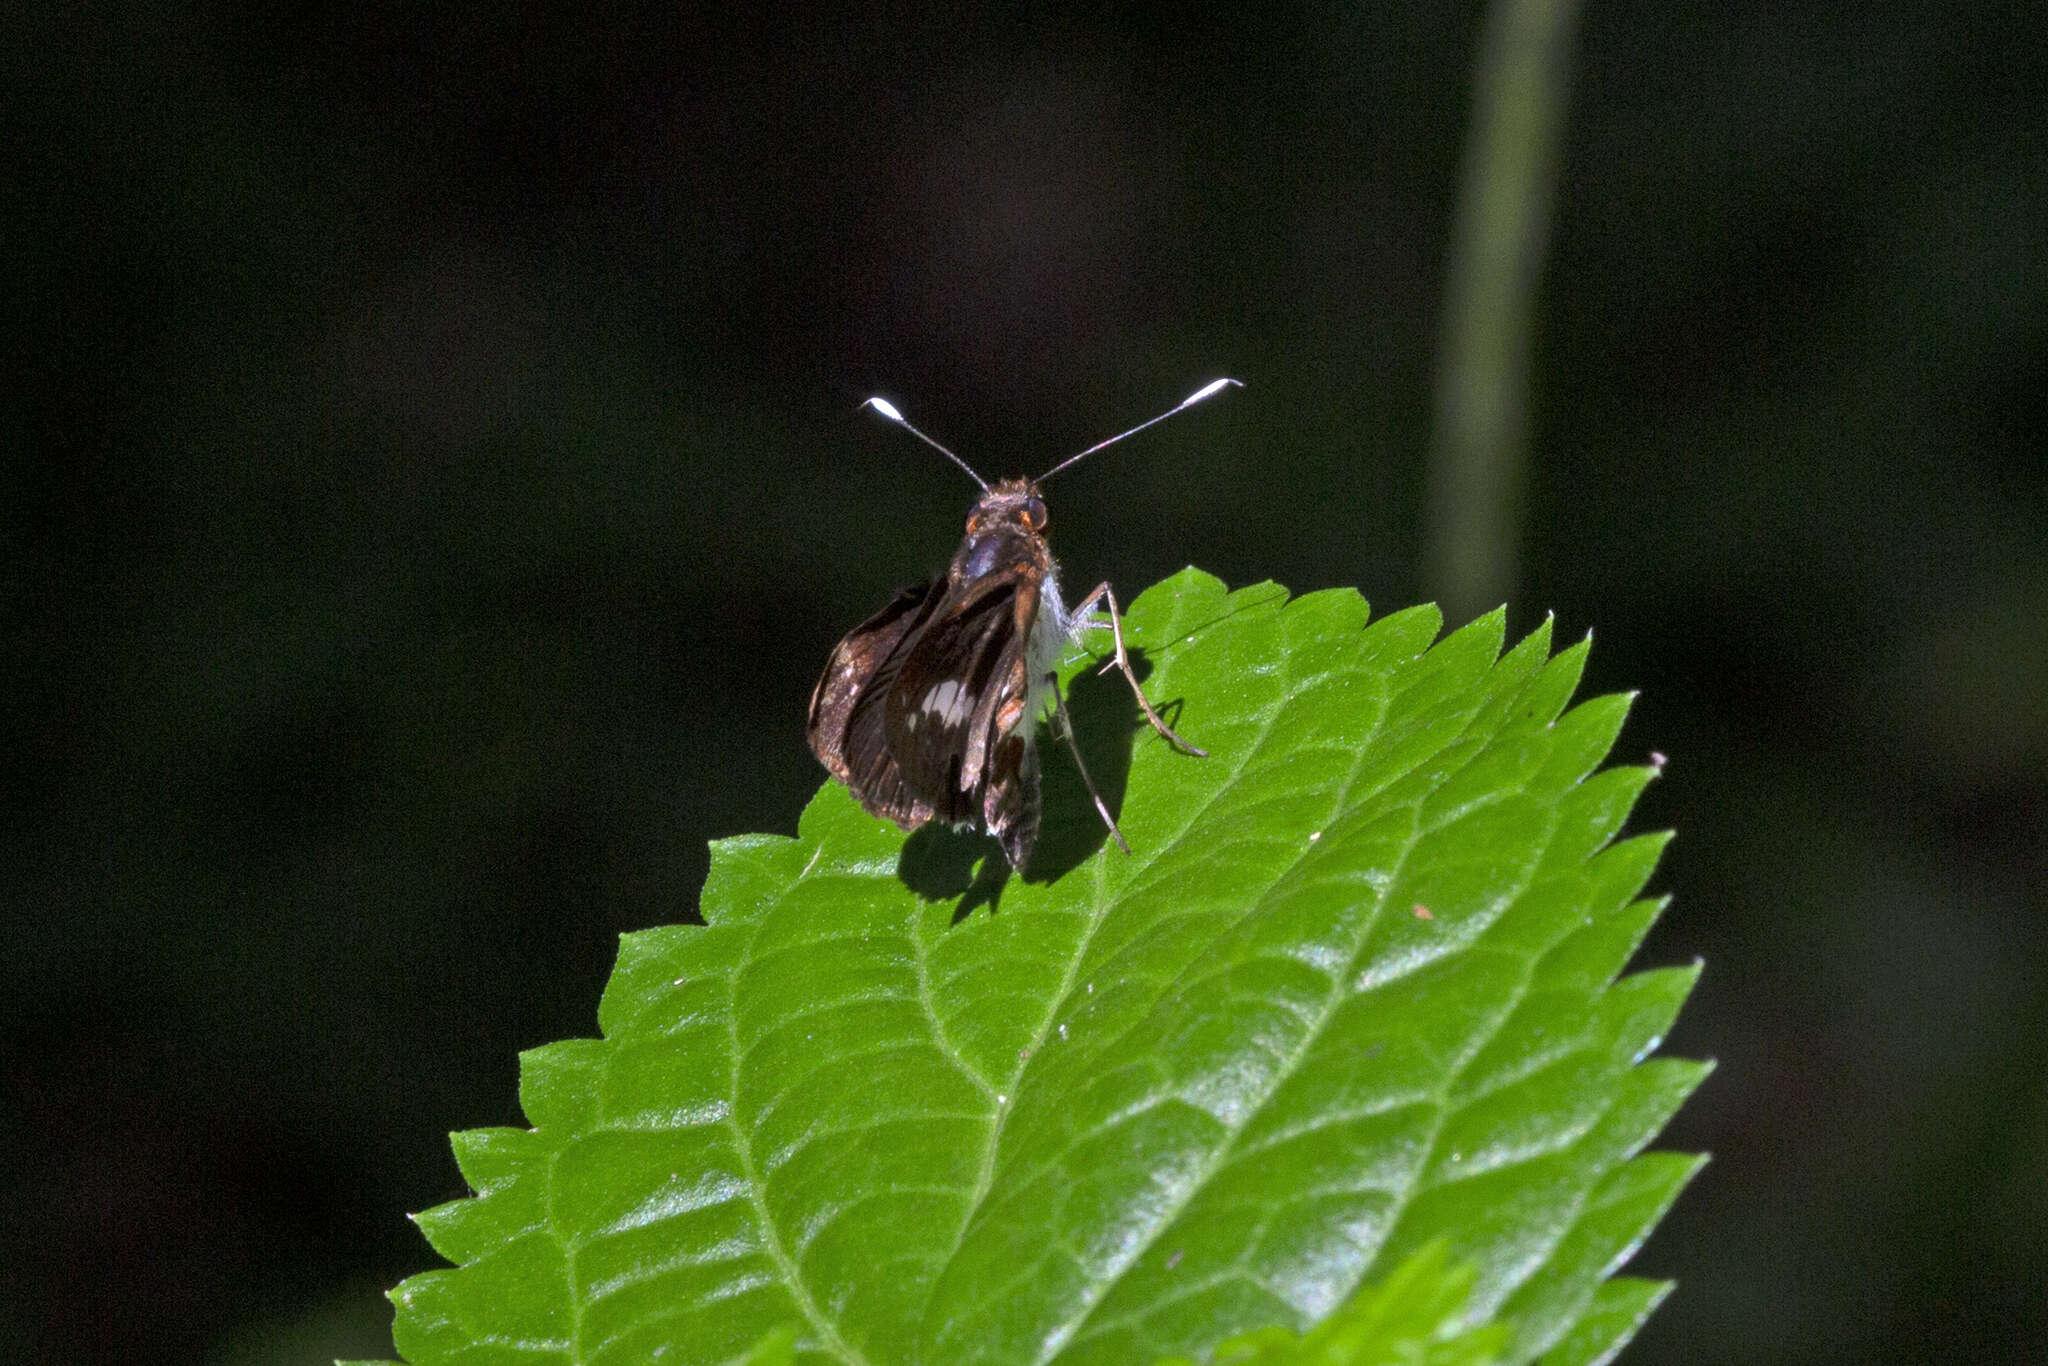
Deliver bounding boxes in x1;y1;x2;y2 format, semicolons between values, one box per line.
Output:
1025;495;1047;527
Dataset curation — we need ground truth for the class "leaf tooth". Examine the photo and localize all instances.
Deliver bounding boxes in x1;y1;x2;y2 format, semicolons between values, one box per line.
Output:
1513;635;1592;731
1538;1276;1674;1366
1358;601;1447;668
1534;692;1636;793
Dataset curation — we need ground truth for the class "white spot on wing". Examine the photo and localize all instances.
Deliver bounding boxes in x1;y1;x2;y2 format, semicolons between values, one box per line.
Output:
922;678;972;725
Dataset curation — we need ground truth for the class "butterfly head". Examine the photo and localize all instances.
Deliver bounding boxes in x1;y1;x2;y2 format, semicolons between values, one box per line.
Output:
966;477;1049;538
954;477;1054;588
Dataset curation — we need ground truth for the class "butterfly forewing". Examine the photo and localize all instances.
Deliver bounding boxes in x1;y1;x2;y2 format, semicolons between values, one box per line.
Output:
884;578;1030;813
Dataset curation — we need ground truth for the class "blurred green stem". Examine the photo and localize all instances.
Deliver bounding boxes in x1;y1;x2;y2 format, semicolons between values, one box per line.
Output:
1427;0;1585;620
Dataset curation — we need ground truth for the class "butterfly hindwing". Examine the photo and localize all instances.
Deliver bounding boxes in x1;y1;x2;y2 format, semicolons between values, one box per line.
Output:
981;724;1040;869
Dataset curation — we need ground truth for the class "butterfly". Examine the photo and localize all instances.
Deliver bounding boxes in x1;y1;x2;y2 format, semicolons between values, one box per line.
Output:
807;379;1239;870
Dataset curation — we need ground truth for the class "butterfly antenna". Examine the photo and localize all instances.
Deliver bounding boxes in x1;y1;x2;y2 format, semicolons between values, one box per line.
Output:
862;397;988;490
1035;377;1242;484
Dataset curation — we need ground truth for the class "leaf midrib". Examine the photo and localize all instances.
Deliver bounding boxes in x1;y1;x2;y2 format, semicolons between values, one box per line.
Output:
930;591;1283;1257
925;600;1403;1360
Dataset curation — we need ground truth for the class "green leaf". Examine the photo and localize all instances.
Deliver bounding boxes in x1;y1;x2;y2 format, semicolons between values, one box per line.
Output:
385;570;1706;1366
1153;1241;1503;1365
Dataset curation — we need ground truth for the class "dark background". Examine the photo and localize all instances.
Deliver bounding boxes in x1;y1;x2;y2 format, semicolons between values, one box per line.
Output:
6;4;2044;1363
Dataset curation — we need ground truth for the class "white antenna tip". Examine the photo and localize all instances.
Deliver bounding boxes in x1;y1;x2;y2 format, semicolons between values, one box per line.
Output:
863;396;905;423
1181;377;1243;408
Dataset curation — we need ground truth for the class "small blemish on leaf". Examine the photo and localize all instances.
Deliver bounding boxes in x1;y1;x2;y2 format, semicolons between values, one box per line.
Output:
1165;1248;1184;1270
1413;903;1434;920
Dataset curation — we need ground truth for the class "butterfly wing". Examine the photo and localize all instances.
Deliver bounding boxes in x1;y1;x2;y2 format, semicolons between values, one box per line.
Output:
880;578;1024;821
807;578;947;828
980;719;1040;869
880;572;1049;866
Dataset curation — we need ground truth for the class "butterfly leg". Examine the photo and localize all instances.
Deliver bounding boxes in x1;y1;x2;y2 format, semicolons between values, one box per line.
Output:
1049;673;1132;854
1069;582;1208;758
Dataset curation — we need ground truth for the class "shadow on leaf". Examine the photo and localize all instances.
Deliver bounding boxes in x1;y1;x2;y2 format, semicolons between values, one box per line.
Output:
898;824;1005;907
1025;644;1193;884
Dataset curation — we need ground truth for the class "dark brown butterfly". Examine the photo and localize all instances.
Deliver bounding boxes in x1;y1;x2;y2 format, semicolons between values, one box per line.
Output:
807;380;1240;869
